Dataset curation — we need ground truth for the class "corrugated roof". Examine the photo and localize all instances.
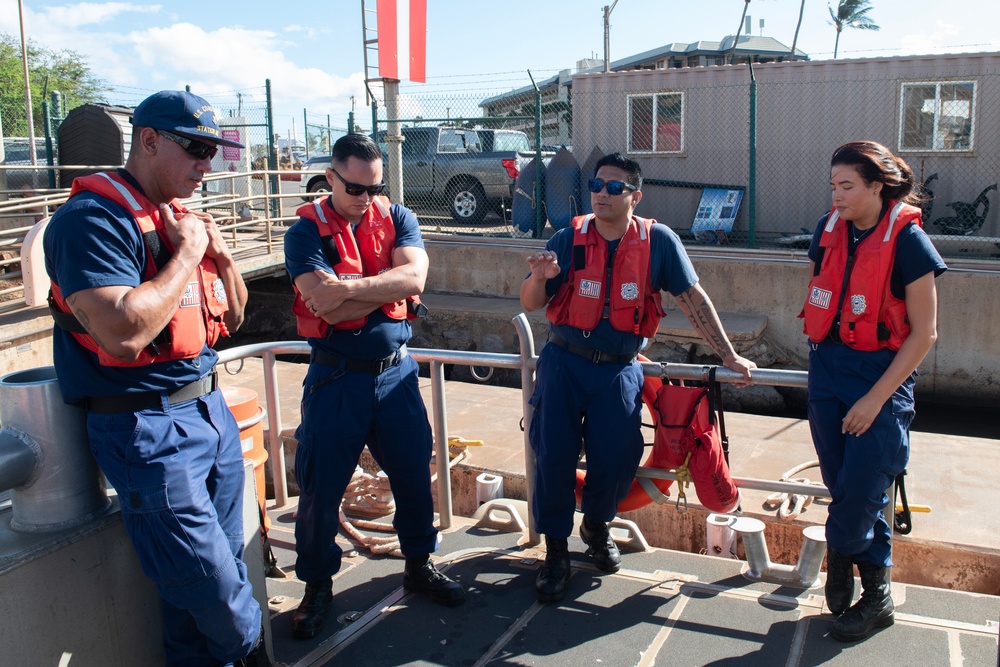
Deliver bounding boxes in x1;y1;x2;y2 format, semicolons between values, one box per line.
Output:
612;34;807;70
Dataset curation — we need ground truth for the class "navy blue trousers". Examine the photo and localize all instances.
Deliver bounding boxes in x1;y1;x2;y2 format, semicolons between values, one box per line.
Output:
528;343;646;538
808;341;914;567
293;353;438;584
87;388;261;667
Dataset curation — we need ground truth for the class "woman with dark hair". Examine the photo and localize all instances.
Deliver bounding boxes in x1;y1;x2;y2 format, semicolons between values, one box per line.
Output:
801;141;946;642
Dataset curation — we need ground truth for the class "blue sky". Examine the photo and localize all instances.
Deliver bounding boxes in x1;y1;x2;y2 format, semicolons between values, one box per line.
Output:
5;0;1000;135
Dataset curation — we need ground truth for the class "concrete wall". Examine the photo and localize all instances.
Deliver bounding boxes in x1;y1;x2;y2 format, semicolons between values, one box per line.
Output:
424;237;1000;405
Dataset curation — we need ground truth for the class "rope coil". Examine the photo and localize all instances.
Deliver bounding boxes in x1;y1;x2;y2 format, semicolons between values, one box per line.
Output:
762;460;827;520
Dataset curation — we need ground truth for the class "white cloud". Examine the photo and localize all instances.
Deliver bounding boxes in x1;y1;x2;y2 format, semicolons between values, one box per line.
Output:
32;2;161;29
283;24;329;40
125;23;366;124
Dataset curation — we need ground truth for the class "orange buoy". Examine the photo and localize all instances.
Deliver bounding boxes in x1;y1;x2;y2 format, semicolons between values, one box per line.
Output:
223;386;270;530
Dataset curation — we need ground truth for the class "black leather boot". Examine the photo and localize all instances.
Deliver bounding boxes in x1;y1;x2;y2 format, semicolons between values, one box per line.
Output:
403;556;466;606
831;563;894;642
535;536;571;603
825;547;855;616
292;578;334;640
579;516;622;573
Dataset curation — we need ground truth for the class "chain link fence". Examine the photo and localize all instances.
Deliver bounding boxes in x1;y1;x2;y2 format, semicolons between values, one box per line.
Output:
568;55;1000;261
5;56;999;262
350;57;1000;262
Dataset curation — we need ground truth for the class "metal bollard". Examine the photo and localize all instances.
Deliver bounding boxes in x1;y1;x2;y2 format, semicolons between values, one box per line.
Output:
0;367;110;532
731;516;826;588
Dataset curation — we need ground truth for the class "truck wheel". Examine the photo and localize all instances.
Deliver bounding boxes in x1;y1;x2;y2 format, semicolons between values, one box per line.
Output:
448;181;487;224
308;178;331;194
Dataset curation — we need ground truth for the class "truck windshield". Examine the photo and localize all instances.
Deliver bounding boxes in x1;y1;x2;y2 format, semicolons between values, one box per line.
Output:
493;133;529;152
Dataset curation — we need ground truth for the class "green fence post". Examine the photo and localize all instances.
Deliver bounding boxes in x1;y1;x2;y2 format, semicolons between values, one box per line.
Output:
528;71;544;238
265;79;279;218
42;100;56;189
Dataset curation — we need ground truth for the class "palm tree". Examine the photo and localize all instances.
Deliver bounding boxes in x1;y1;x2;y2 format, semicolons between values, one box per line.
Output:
791;0;806;56
828;0;880;59
729;0;752;65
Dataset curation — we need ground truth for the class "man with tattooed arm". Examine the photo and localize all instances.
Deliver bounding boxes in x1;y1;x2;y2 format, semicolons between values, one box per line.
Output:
519;152;754;603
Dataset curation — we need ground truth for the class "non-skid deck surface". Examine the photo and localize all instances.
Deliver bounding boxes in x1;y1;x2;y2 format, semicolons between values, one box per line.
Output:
262;500;1000;667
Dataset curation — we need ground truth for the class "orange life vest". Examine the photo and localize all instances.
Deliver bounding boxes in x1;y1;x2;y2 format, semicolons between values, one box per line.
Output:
546;214;664;337
802;201;921;351
292;196;422;338
575;357;739;514
48;171;230;367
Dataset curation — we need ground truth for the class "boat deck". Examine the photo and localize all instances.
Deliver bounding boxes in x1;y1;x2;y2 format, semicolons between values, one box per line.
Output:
214;358;1000;666
261;503;1000;667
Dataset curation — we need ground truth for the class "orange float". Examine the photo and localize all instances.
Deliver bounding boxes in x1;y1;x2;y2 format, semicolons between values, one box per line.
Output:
223;386;270;530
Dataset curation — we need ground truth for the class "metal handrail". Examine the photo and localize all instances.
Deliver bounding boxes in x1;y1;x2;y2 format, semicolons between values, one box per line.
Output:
214;320;822;539
0;169;305;309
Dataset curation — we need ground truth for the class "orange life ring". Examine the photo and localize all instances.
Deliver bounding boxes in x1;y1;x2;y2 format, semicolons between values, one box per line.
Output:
574;355;673;512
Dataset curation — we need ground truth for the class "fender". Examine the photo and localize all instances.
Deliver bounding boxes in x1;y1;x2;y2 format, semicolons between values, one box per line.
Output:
574;356;739;514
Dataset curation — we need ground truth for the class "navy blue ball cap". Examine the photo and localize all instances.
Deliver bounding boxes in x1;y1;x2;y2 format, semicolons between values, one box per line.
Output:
131;90;244;149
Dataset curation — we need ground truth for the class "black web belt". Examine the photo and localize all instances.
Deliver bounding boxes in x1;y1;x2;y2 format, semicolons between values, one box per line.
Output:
311;345;408;374
86;371;218;414
548;333;637;364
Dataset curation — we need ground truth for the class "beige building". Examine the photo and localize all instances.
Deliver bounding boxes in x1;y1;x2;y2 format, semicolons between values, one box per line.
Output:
480;35;807;152
571;51;1000;242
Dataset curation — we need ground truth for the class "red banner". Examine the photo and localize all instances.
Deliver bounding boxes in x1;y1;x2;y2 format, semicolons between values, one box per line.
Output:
376;0;427;83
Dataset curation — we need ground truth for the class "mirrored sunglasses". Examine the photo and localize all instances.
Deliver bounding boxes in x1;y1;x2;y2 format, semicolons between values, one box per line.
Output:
158;130;218;160
330;168;387;197
588;178;637;196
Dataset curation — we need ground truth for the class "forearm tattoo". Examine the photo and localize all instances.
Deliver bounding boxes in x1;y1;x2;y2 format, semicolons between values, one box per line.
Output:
66;293;111;352
675;288;733;360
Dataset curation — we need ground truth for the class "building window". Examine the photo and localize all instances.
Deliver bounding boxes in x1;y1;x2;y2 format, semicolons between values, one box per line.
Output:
628;92;683;153
899;81;975;152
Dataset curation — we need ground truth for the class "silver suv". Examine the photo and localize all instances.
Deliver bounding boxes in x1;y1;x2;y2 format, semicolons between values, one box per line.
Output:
299;155;332;200
1;138;57;192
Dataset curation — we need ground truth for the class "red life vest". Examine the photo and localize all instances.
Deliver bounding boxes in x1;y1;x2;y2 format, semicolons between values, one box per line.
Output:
545;214;664;337
801;201;921;351
292;196;422;338
48;172;230;367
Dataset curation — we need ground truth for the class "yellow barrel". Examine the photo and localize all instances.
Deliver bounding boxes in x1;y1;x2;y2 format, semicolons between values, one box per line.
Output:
223;386;270;530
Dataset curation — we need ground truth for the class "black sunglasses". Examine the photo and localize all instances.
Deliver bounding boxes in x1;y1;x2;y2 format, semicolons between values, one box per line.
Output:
330;168;387;197
588;178;637;196
158;130;218;160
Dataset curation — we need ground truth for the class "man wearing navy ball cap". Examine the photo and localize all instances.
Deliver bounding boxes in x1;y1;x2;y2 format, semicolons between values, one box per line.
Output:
44;90;265;666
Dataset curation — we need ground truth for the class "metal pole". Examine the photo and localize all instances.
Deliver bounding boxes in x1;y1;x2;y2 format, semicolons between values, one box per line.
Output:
262;351;289;507
17;0;37;166
303;109;309;159
326;114;332;150
512;313;539;545
430;360;452;529
384;79;404;205
602;1;618;73
348;111;354;135
265;79;279;219
748;60;757;248
528;71;544;238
